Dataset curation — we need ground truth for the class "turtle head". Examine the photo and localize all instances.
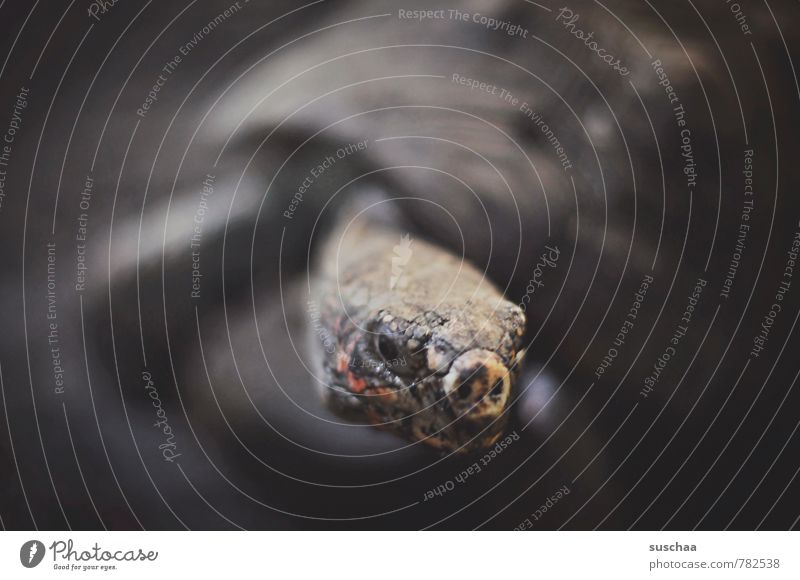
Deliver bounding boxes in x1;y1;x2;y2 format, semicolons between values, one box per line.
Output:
324;301;525;453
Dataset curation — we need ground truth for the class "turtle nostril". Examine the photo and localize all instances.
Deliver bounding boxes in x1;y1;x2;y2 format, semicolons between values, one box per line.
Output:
458;383;472;399
489;379;505;399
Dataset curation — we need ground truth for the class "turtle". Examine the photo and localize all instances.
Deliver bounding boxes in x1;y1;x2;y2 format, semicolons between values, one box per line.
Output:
3;0;799;530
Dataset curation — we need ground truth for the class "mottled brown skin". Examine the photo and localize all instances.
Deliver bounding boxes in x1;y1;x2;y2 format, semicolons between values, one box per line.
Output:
313;219;525;453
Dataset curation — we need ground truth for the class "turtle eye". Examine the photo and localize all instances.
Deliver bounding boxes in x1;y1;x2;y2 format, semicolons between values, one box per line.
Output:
489;379;505;399
377;334;400;362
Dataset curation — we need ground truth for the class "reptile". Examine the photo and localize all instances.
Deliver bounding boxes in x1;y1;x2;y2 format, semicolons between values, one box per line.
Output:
312;215;526;452
76;0;798;474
